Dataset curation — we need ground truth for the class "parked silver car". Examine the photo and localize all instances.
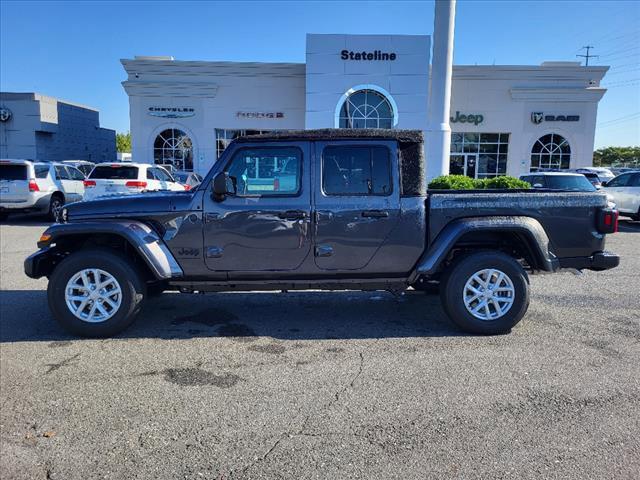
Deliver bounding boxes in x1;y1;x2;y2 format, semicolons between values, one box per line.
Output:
0;159;85;221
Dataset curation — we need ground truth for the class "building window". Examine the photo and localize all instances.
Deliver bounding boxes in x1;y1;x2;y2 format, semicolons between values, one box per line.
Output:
215;129;272;159
530;134;571;171
337;88;395;129
450;133;510;178
153;128;193;171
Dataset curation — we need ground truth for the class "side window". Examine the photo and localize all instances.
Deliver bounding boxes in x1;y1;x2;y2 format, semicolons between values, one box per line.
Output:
630;173;640;187
154;168;173;182
606;174;631;188
35;165;50;179
55;166;70;180
226;147;301;196
322;146;392;196
146;169;156;180
68;167;85;180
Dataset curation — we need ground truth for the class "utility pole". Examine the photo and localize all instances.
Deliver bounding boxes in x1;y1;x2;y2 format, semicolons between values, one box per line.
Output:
577;46;598;66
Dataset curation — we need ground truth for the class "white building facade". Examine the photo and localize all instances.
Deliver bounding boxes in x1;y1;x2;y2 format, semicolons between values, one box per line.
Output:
121;34;607;178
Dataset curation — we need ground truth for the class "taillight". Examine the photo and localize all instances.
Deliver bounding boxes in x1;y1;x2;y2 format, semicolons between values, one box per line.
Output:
597;208;619;234
83;180;96;188
28;179;39;192
273;178;280;191
183;184;191;191
125;181;147;188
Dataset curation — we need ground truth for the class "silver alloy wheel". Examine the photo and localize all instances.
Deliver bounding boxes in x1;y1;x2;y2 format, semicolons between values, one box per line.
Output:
50;198;63;220
463;268;515;321
64;269;122;323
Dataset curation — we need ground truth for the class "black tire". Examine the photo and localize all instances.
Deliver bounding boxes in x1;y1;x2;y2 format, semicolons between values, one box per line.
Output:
47;194;64;222
47;248;146;337
440;251;530;334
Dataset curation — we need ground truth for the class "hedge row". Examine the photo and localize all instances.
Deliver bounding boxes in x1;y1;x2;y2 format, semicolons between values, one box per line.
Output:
428;175;531;190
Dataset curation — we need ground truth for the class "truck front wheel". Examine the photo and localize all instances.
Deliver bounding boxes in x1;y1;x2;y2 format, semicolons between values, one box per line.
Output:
440;251;530;334
47;248;146;337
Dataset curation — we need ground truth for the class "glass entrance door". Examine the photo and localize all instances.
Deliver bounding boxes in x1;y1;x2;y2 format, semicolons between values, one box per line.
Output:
449;154;478;178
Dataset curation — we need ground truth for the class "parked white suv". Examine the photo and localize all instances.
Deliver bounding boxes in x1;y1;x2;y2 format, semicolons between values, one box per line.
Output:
82;163;187;201
0;159;86;221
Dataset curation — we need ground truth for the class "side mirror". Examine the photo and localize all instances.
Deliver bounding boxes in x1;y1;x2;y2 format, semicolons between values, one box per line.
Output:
212;172;236;201
601;180;608;187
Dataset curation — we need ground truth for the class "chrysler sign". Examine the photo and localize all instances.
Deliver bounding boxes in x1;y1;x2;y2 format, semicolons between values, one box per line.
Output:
148;107;195;118
531;112;580;124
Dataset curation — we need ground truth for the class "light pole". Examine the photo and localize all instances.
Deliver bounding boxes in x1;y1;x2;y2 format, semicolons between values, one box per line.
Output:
426;0;457;181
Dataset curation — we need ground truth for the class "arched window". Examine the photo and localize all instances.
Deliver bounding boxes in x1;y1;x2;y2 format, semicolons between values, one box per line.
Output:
337;88;396;129
153;128;193;171
530;134;571;171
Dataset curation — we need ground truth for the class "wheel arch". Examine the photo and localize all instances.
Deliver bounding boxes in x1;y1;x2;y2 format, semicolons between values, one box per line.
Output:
414;216;558;278
26;221;183;280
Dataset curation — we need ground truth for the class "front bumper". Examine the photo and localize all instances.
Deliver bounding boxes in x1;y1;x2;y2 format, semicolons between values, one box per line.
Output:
558;251;620;271
24;247;57;279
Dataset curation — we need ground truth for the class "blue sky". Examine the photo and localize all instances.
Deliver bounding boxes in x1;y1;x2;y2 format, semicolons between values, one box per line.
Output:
1;0;638;148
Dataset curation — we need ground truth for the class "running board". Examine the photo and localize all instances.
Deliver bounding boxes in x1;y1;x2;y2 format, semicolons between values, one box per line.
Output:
169;278;410;293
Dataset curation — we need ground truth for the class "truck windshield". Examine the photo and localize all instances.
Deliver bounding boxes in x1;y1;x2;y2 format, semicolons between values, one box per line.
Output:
89;166;139;180
546;176;596;191
0;164;27;180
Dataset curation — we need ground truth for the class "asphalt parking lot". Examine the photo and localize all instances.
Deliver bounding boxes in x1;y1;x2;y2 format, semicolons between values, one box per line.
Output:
1;218;639;479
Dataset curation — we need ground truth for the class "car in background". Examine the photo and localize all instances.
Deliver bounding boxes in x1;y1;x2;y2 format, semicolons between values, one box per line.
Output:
82;163;187;201
602;171;640;221
61;160;95;177
157;163;178;176
573;167;615;184
520;172;598;191
1;159;85;220
581;172;604;188
610;167;639;177
173;171;203;191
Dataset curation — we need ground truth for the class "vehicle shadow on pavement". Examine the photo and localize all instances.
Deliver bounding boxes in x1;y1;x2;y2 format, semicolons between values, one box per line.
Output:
618;220;640;233
0;289;466;342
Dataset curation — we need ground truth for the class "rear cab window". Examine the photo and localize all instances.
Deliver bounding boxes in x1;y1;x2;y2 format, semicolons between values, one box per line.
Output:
322;146;392;196
89;165;139;180
0;164;27;180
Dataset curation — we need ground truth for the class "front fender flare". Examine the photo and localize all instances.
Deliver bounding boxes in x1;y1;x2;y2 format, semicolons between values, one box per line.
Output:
32;220;183;280
415;216;558;276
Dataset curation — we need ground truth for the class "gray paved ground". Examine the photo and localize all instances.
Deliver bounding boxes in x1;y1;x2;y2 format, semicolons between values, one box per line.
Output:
0;218;639;479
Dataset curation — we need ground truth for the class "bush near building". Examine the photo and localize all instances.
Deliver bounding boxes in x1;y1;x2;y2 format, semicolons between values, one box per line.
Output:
428;175;530;190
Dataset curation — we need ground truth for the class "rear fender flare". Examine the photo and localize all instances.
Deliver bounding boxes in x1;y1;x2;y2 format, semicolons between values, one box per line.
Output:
414;216;557;277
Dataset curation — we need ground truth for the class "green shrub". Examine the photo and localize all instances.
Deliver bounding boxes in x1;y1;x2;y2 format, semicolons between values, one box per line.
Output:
427;175;477;190
428;175;530;190
482;176;530;189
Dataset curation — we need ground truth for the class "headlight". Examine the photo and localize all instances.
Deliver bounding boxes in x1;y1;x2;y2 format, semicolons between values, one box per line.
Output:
60;208;68;223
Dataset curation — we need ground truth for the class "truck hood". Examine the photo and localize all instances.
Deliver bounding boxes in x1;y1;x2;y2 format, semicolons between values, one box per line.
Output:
64;192;195;220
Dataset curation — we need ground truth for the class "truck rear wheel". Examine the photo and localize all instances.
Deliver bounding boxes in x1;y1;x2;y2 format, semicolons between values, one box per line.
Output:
440;251;530;334
47;248;146;337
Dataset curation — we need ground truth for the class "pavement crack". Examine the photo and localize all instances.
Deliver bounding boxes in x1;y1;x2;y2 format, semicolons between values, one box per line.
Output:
44;353;81;374
236;350;365;478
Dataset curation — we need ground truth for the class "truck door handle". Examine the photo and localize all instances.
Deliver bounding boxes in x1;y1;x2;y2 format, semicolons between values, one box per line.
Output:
278;210;307;220
362;210;389;218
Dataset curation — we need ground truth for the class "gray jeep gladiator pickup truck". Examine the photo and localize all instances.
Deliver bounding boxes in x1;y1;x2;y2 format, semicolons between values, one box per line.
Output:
25;129;620;337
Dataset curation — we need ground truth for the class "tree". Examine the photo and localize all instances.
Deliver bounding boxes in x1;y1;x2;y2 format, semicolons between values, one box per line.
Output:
593;146;640;167
116;132;131;153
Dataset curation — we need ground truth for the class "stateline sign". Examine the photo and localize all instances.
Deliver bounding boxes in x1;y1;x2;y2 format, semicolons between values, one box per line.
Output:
341;50;397;61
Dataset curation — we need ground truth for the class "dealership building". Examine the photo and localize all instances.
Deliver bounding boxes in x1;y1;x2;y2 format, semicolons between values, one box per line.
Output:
0;92;116;162
121;33;608;178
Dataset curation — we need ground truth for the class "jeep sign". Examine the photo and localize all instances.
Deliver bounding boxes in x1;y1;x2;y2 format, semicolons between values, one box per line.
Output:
450;111;484;126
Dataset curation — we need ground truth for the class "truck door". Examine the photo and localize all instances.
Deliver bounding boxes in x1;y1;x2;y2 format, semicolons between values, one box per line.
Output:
202;142;311;273
313;141;400;271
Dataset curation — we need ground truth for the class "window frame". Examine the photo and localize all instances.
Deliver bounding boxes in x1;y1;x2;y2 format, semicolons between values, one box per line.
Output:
222;145;304;198
321;144;393;197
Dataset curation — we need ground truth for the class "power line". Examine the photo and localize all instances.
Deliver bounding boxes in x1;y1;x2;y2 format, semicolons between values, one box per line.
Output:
597;112;640;126
577;46;599;66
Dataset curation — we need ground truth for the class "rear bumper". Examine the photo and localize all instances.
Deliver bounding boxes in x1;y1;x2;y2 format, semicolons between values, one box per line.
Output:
1;193;51;212
558;251;620;271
